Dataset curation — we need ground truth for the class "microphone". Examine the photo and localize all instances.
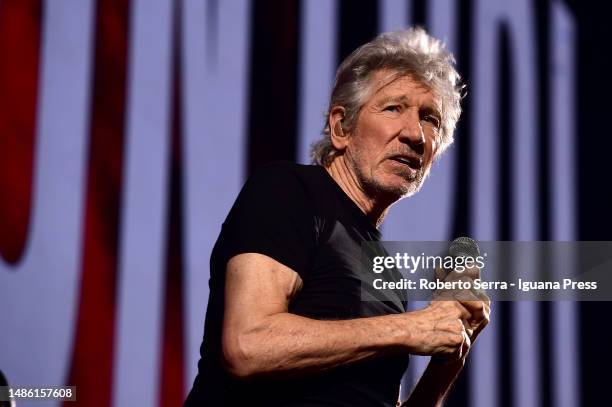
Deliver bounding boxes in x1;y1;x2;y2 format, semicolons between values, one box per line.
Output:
442;237;481;283
441;237;483;303
449;236;480;259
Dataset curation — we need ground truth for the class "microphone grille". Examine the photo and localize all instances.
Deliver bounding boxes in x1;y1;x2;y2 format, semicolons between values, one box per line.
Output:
449;236;480;258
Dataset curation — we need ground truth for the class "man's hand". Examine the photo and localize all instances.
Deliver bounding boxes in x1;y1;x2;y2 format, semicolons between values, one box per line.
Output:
455;288;490;344
399;266;491;407
221;252;490;382
222;252;473;379
403;301;473;360
431;263;491;358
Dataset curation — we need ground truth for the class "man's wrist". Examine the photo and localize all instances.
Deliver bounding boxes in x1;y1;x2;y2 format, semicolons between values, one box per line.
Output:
401;354;466;406
393;311;429;353
430;354;466;368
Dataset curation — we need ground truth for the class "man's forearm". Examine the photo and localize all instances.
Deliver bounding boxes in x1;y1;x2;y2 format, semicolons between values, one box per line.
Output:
400;358;464;407
223;253;477;380
223;311;413;379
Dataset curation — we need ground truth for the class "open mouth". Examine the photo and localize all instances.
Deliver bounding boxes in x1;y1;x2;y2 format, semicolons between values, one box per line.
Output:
389;155;422;170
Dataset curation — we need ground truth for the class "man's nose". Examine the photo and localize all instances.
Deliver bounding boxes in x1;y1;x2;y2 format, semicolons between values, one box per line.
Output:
397;115;425;155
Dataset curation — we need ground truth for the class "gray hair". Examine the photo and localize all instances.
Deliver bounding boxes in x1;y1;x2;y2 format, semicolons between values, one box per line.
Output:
311;27;464;166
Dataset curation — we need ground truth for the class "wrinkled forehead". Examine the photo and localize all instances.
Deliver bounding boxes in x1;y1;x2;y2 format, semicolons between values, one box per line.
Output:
363;69;442;112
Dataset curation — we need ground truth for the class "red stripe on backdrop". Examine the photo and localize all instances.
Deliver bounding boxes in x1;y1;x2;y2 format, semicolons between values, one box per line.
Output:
64;1;129;406
160;4;185;404
0;0;42;264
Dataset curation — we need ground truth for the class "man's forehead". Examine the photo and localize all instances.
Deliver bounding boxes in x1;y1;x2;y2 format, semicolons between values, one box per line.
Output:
367;70;440;109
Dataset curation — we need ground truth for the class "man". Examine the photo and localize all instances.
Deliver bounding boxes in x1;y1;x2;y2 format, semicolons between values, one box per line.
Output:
185;27;490;406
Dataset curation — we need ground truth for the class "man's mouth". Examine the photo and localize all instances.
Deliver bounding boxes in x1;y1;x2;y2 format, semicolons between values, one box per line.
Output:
389;155;423;170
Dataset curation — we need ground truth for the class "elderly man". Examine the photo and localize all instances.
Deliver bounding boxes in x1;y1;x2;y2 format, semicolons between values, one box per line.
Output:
185;28;490;407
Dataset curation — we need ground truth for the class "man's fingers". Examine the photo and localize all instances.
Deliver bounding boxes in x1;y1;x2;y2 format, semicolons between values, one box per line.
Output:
433;275;488;302
444;264;480;282
461;329;472;358
432;288;455;301
452;289;490;334
462;265;480;280
458;289;491;321
475;289;492;308
452;301;473;322
457;299;485;323
461;318;474;337
434;266;448;282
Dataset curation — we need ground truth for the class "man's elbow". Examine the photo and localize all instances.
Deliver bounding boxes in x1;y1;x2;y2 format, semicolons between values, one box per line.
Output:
221;333;260;379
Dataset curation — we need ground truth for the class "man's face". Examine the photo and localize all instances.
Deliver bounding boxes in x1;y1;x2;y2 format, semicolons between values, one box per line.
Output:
343;70;441;200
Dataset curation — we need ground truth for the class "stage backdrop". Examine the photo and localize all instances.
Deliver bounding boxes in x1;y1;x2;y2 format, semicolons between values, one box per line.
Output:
1;1;611;406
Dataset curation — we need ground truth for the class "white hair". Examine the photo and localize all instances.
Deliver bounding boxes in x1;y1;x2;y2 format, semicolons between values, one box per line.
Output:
311;27;465;166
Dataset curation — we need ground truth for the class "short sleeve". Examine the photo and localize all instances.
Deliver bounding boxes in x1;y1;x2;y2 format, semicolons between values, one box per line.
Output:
218;163;316;278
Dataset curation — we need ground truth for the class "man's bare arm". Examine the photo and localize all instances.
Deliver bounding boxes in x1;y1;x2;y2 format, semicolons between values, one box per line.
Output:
399;358;464;407
401;269;492;406
221;253;471;379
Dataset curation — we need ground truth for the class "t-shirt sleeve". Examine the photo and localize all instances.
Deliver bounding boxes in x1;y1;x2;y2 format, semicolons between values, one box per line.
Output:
218;164;316;278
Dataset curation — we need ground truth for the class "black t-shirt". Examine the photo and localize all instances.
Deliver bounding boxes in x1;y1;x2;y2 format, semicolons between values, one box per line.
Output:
185;162;409;407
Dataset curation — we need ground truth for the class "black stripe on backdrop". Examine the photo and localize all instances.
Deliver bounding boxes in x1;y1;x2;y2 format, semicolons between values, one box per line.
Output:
452;0;473;248
534;1;553;407
447;0;474;399
536;0;551;243
411;0;427;28
498;25;514;243
498;25;515;407
246;0;301;177
338;0;378;62
575;0;612;405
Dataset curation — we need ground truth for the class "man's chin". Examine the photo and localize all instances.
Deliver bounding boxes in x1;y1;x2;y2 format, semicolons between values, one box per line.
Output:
388;170;430;199
399;181;423;198
365;176;424;201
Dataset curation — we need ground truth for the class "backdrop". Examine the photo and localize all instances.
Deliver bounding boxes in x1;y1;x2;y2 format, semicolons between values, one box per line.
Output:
1;0;611;406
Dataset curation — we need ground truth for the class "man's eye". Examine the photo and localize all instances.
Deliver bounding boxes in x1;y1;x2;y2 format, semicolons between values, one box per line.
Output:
422;114;440;128
384;105;401;112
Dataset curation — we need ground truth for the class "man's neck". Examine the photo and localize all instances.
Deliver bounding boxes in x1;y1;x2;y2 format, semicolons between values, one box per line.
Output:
325;156;393;228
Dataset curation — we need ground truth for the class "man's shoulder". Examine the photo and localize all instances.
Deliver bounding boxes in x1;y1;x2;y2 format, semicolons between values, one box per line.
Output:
246;161;326;192
230;161;325;211
251;160;321;179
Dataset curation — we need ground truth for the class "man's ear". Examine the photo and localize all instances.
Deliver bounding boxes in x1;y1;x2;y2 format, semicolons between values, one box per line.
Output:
329;106;348;151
